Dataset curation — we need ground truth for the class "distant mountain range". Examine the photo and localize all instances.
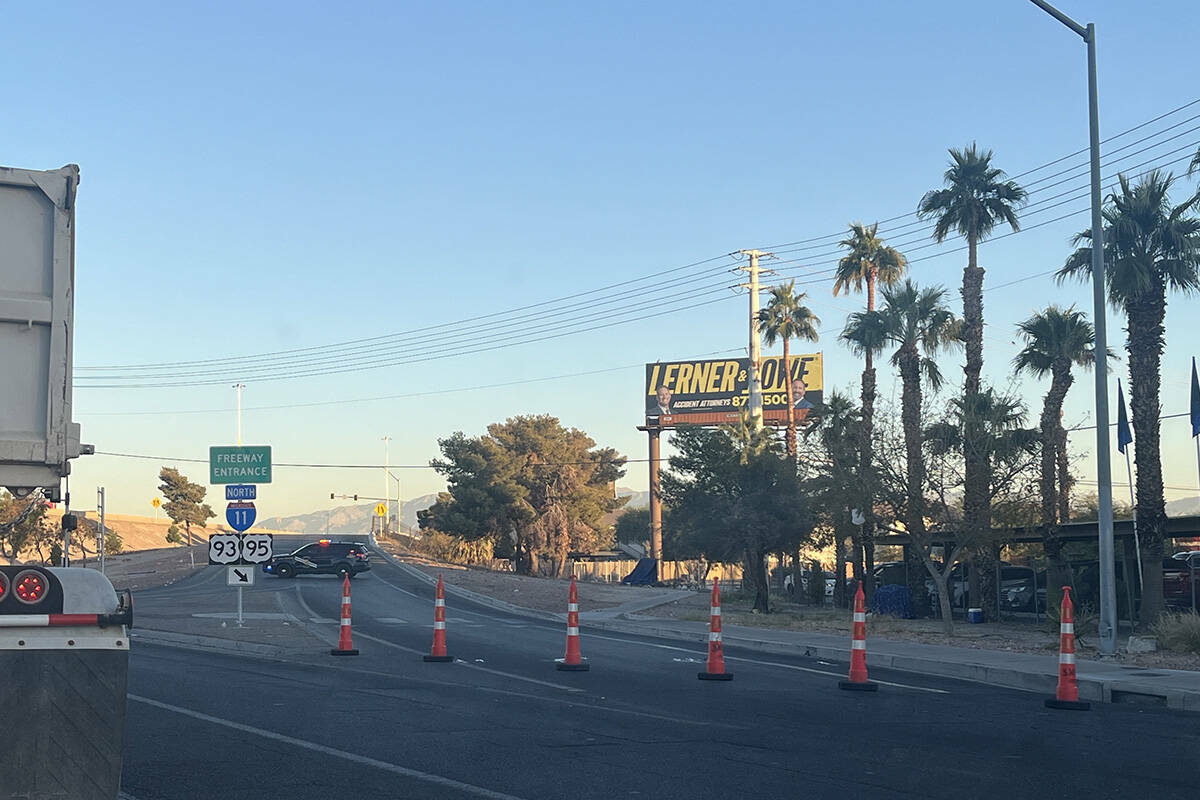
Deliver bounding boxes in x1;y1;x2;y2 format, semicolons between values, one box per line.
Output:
1166;496;1200;517
260;493;441;534
262;486;649;534
617;487;649;510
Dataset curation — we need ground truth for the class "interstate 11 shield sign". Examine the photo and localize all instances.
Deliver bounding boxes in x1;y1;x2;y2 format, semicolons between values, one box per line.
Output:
226;501;256;532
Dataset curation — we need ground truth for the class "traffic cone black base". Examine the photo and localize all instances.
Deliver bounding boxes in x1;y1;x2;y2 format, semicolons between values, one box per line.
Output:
331;647;359;656
698;671;733;681
556;659;590;672
1044;698;1090;711
838;680;878;692
423;654;454;663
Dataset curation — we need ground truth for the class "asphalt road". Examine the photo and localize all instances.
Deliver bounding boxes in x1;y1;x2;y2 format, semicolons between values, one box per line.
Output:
121;537;1200;799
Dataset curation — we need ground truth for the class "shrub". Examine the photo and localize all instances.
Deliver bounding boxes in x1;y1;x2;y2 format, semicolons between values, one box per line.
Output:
103;529;123;555
1152;612;1200;655
166;524;183;545
807;560;827;606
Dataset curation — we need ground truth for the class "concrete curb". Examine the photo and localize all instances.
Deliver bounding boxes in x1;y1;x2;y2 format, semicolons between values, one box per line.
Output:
130;628;285;659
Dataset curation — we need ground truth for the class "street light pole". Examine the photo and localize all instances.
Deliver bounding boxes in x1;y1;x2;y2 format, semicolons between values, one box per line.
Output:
233;383;245;446
1030;0;1117;654
382;436;391;539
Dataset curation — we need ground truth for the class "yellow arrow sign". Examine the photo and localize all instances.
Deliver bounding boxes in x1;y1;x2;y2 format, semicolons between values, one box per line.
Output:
152;498;161;508
374;502;387;517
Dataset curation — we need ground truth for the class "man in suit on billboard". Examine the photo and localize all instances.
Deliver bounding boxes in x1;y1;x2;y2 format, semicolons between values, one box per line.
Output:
792;378;815;410
647;385;673;417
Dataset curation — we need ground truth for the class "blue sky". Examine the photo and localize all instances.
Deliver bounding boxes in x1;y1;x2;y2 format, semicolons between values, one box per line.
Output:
6;1;1200;519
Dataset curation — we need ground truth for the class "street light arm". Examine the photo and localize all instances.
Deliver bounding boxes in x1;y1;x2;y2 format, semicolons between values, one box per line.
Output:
1029;0;1088;39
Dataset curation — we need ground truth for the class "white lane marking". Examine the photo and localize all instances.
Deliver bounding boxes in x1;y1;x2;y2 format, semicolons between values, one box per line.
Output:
581;632;950;694
368;569;526;624
348;629;585;693
128;695;528;800
376;617;408;624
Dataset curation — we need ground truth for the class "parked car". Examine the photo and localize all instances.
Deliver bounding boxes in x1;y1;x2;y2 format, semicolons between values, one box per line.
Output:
262;539;371;579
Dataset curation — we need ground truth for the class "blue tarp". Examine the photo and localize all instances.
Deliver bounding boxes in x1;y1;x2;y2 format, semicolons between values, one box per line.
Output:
870;583;915;619
621;558;658;586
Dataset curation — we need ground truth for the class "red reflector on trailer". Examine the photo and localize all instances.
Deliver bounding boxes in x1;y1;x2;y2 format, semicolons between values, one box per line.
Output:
13;570;48;604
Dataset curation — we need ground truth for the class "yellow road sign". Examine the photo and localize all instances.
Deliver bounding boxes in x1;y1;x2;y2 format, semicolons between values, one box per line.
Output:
151;498;161;508
374;502;387;517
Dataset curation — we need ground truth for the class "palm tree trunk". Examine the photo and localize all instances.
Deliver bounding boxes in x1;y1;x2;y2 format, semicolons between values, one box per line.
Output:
962;230;992;618
900;345;931;617
860;269;878;603
860;354;877;604
783;338;796;458
1127;292;1169;625
1041;370;1074;604
1056;421;1072;524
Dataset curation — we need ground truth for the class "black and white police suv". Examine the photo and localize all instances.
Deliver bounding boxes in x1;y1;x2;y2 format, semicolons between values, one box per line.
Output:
262;539;371;579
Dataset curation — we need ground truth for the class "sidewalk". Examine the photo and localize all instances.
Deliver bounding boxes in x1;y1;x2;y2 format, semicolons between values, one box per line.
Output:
386;555;1200;712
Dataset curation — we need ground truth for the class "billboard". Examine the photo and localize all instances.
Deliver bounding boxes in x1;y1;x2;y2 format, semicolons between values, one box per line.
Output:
645;354;823;428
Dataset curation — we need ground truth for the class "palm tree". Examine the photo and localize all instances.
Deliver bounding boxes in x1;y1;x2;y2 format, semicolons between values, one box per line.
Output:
1013;306;1096;603
811;390;862;607
918;143;1027;612
1190;147;1200;176
835;222;906;602
1058;170;1200;624
757;281;820;458
850;280;959;629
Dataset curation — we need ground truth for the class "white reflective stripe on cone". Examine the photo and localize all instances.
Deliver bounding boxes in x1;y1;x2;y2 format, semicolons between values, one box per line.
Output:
1060;652;1076;664
1060;623;1074;634
434;621;445;630
567;627;579;636
568;603;578;612
435;599;445;607
851;640;866;650
710;607;721;616
709;632;721;642
853;612;866;622
341;619;352;626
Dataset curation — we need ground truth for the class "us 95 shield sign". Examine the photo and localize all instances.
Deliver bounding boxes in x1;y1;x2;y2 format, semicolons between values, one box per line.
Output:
645;354;823;427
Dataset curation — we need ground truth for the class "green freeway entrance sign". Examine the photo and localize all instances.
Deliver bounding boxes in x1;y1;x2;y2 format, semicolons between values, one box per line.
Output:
209;446;272;484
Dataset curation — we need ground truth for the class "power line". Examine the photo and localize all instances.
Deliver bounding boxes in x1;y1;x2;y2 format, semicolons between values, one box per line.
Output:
77;97;1200;381
79;347;745;416
78;252;739;372
753;96;1200;251
93;450;654;469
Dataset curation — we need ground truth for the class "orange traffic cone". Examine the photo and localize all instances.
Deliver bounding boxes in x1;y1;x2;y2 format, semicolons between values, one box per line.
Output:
556;575;590;671
839;581;877;691
330;574;359;656
698;578;732;681
1045;586;1090;710
423;574;454;663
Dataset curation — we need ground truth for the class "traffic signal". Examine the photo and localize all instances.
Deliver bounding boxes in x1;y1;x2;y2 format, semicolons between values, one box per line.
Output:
330;493;335;500
353;494;358;501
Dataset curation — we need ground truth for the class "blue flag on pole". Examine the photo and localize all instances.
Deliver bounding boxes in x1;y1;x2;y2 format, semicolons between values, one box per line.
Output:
1191;357;1200;438
1116;379;1132;455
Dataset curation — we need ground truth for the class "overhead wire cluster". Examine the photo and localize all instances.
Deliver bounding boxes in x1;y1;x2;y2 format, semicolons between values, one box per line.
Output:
75;98;1200;390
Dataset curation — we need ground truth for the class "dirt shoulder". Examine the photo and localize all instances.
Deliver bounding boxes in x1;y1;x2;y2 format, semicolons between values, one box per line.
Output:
78;544;209;592
382;544;686;614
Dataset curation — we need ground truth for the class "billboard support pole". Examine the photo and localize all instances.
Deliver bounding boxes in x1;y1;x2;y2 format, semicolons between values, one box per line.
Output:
649;427;662;561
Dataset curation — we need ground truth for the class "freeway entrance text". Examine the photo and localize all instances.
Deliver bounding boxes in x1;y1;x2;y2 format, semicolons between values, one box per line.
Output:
209;446;272;484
